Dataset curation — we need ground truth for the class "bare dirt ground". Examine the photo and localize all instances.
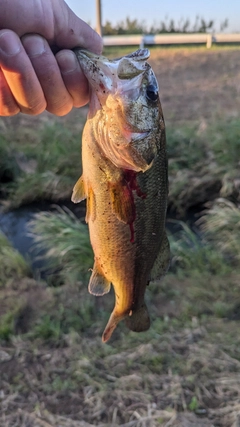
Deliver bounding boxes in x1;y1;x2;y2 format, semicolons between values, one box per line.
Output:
1;46;240;134
1;47;240;427
150;47;240;124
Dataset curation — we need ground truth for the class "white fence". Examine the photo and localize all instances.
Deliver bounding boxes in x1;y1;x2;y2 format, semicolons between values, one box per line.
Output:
103;33;240;48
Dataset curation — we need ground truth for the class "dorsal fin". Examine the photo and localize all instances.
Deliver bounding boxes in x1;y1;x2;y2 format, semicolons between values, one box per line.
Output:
150;232;170;281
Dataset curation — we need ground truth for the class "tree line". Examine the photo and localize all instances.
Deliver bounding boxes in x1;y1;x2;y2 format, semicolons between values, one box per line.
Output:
102;16;228;35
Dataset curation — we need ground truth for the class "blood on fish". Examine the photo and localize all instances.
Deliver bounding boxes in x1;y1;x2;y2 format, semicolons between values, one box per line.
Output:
123;170;146;243
124;169;146;199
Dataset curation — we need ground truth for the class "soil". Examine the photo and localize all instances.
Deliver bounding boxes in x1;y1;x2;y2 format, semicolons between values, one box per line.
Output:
1;46;240;134
1;47;240;427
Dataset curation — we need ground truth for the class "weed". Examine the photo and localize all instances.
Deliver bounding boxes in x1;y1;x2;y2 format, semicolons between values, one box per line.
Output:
4;123;83;207
201;198;240;263
168;221;230;276
0;232;31;287
29;206;93;283
33;314;62;341
0;134;19;186
188;396;199;411
0;311;15;340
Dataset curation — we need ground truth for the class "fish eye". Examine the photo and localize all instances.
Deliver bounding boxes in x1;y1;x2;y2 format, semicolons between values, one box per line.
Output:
146;85;158;102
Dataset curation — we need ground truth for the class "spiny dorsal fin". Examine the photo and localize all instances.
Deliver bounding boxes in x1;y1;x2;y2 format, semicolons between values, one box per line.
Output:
109;181;135;224
150;231;171;281
88;262;111;296
71;175;86;203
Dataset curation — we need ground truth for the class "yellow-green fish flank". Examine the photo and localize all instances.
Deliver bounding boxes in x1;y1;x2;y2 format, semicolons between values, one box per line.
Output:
72;48;170;342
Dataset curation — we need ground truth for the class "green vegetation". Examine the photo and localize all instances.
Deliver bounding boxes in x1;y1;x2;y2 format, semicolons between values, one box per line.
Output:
1;123;82;208
29;206;93;283
103;16;228;35
1;49;240;427
0;232;31;286
1;117;240;215
201;198;240;263
167;117;240;213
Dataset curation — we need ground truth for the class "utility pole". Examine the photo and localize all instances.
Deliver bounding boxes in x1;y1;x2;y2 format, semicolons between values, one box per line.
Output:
96;0;102;37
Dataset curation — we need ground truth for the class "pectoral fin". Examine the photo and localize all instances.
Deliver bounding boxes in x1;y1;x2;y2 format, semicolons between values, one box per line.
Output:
109;181;135;224
85;186;96;223
71;175;86;203
150;232;171;281
88;262;111;296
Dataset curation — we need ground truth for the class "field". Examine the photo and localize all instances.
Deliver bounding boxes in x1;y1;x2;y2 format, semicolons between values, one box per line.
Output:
1;46;240;427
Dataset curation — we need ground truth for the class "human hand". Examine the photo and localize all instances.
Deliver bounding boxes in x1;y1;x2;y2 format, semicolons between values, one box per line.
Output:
0;0;103;116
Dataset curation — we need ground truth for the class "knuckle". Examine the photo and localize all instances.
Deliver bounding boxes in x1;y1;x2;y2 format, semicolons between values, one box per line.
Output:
0;103;20;116
24;99;47;116
47;99;73;116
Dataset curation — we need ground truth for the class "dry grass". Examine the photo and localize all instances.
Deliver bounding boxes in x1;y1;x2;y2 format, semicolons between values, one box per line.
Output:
1;269;240;427
1;47;240;427
2;313;240;426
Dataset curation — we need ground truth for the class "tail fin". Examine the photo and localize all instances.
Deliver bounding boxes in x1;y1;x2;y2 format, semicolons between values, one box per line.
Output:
102;302;150;343
125;302;150;332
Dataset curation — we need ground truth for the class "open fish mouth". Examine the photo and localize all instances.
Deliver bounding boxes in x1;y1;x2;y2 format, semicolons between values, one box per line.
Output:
75;48;150;63
74;48;151;93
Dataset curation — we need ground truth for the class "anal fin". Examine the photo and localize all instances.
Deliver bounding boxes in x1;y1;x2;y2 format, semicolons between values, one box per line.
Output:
88;262;111;296
71;175;86;204
102;310;125;343
150;231;171;281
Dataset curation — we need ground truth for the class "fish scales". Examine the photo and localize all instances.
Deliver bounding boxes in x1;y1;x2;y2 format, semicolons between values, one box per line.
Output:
72;48;170;342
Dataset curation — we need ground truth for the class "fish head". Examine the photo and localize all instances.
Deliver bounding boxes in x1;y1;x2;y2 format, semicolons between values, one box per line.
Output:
75;48;164;172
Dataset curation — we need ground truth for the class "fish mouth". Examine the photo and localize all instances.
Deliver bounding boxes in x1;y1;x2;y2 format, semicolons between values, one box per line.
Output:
74;48;149;92
74;48;150;63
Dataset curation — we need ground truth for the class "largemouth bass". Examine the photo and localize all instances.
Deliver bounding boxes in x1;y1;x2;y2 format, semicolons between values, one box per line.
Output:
72;48;170;343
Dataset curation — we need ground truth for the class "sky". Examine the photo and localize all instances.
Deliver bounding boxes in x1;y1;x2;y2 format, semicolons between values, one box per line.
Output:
65;0;240;33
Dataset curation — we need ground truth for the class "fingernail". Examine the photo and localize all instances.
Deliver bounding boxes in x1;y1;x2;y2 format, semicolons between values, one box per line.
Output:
0;31;21;56
23;35;45;57
57;51;78;74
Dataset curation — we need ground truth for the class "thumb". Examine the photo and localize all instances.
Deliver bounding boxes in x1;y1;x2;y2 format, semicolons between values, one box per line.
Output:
53;1;103;54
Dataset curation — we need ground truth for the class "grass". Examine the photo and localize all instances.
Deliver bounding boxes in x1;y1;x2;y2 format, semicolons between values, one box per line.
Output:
200;198;240;263
167;117;240;213
29;206;93;284
1;48;240;426
2;123;83;208
0;113;240;215
0;134;20;189
1;206;240;426
0;232;33;340
0;231;31;287
168;221;230;276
